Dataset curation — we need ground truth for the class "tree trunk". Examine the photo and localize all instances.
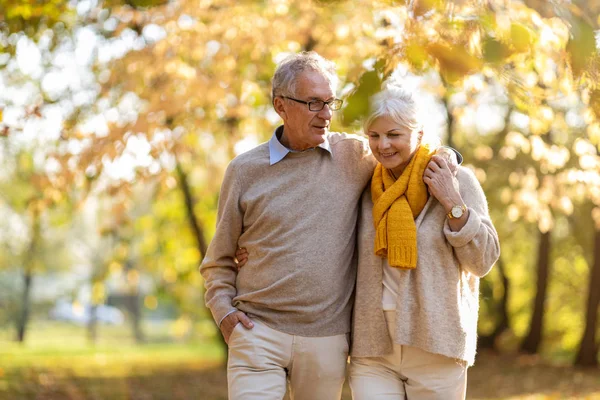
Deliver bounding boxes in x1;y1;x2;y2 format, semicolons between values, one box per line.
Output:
574;229;600;367
479;258;511;349
444;95;454;149
175;161;208;256
87;304;98;345
16;269;33;343
15;208;40;343
175;158;227;359
128;291;144;343
521;230;551;354
123;259;144;344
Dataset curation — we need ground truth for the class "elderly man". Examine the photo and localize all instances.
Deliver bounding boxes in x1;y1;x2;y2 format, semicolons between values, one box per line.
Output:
200;51;375;399
201;52;460;399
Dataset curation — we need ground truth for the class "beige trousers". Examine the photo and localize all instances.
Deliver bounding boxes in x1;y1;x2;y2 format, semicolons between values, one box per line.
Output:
227;318;349;400
349;311;467;400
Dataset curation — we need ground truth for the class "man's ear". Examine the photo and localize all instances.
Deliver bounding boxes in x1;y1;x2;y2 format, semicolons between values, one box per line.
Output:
273;97;287;121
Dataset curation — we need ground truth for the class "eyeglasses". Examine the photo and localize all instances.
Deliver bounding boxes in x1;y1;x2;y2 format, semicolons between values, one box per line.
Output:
282;96;343;112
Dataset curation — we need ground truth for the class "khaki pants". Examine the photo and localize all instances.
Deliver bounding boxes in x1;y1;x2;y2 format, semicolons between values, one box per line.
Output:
227;318;349;400
349;311;467;400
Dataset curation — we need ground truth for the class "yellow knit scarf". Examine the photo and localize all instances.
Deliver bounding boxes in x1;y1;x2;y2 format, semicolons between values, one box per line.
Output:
371;144;435;269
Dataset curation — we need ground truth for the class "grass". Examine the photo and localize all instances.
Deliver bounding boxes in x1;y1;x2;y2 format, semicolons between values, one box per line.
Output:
1;321;600;399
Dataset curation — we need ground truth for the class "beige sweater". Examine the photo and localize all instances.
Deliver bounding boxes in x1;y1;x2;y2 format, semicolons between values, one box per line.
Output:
200;131;375;337
351;167;500;366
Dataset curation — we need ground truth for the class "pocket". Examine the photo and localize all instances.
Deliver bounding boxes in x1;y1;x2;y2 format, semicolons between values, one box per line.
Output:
228;322;244;343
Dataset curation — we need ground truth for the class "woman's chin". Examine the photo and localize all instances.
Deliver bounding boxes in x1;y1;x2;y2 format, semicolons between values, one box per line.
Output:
378;159;402;171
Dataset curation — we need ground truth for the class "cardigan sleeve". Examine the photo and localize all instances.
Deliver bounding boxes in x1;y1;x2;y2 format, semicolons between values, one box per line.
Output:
199;161;244;325
443;168;500;277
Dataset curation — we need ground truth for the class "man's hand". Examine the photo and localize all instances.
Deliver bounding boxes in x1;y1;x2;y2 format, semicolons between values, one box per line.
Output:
221;310;254;344
235;247;248;269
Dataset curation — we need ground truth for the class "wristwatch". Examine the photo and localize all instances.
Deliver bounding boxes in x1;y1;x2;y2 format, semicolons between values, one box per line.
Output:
447;204;467;219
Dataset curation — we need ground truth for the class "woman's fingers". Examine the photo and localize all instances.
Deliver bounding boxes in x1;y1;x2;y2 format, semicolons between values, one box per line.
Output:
431;154;451;170
427;159;441;172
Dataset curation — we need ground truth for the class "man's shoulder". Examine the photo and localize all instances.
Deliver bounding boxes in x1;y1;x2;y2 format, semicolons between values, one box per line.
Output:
229;142;270;168
327;131;371;158
328;131;369;147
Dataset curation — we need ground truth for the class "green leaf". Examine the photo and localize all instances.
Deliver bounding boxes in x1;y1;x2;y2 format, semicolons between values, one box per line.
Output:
483;36;512;64
566;16;597;78
341;70;381;125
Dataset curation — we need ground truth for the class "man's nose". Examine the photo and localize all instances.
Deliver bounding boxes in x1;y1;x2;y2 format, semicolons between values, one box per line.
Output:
317;104;332;120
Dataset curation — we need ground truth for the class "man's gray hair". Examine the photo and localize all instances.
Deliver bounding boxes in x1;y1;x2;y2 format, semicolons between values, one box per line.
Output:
272;51;339;101
364;82;424;135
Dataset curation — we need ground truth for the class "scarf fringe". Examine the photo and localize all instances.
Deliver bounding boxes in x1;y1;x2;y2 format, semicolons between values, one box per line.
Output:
388;244;417;269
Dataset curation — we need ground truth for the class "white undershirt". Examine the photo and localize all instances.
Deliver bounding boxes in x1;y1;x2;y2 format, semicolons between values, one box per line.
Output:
382;259;400;311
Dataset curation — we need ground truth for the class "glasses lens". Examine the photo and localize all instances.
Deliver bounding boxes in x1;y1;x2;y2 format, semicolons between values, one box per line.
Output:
308;100;325;111
330;99;343;110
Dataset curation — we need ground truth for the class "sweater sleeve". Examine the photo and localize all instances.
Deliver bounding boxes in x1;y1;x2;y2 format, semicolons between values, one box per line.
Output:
200;161;244;325
443;168;500;277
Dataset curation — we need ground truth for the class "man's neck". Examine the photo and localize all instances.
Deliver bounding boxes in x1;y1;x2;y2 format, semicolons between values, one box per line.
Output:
279;127;315;152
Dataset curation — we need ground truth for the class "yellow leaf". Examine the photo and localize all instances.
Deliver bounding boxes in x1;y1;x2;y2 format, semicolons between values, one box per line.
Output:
144;295;158;310
589;89;600;119
413;0;444;17
510;23;535;53
405;42;428;71
426;41;483;83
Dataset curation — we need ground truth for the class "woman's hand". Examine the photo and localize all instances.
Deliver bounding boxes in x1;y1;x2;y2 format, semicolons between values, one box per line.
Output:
423;155;468;231
435;147;459;176
235;247;248;269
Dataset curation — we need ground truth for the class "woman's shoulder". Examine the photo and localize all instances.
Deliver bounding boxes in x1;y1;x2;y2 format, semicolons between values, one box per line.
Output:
456;166;480;186
456;166;487;201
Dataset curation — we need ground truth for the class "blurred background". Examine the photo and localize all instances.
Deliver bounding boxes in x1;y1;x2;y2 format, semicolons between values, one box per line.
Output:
0;0;600;399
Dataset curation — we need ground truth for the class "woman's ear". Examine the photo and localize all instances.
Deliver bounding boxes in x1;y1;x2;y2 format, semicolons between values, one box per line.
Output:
417;130;424;143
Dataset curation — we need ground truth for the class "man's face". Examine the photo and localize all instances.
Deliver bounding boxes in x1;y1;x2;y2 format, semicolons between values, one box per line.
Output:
275;70;335;151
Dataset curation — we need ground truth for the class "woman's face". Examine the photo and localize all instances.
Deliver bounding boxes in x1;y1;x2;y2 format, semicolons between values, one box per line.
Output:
367;115;421;177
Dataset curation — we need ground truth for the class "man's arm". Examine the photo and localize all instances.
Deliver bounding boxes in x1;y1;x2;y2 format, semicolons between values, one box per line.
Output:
200;162;252;340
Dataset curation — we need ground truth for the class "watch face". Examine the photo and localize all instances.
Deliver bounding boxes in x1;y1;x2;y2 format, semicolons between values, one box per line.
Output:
451;206;463;218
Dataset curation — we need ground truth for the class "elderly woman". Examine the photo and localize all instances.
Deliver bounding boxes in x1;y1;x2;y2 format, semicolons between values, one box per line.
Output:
349;84;500;399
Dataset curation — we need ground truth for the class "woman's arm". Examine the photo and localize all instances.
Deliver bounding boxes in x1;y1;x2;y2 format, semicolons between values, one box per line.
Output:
441;168;500;277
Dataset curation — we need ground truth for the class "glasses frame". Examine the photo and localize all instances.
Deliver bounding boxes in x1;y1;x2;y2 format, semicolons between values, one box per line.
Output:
282;96;343;112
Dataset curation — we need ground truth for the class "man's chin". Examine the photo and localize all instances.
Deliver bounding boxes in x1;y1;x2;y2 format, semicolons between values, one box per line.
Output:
312;127;328;136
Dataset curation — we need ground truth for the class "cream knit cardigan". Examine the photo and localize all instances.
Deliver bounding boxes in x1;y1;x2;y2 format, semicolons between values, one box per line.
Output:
351;167;500;366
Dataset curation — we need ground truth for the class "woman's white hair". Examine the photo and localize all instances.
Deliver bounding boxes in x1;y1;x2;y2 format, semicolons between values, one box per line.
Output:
364;81;424;136
272;52;338;101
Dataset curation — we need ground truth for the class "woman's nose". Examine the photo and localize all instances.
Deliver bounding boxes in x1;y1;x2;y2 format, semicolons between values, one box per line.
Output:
380;136;391;148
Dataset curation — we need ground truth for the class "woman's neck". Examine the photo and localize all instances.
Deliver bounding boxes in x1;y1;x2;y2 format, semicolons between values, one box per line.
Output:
389;163;407;180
